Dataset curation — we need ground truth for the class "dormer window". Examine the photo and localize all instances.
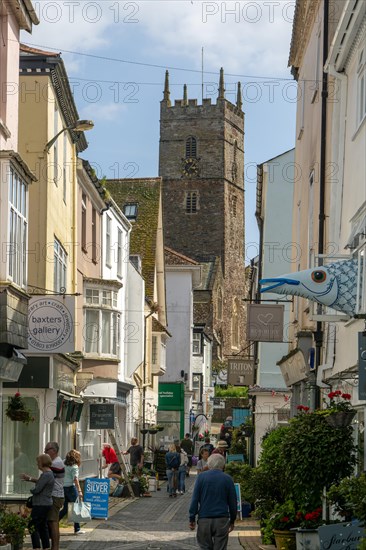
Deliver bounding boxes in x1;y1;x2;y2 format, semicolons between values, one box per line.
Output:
124;203;138;220
186;136;197;158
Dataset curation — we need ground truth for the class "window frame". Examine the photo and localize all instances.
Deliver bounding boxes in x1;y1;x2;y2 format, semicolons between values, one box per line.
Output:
8;167;28;288
54;237;67;293
192;332;202;355
186;191;199;214
84;287;121;358
357;47;366;128
105;215;112;267
124;203;138;220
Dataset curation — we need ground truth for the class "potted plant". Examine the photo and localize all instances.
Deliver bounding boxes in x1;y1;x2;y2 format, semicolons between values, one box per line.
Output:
294;507;324;550
321;391;357;427
140;428;148;435
148;426;158;435
262;500;299;550
0;508;30;550
155;425;164;432
5;393;34;425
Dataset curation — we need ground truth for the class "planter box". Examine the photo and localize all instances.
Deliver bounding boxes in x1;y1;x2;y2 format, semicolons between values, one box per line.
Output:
295;529;319;550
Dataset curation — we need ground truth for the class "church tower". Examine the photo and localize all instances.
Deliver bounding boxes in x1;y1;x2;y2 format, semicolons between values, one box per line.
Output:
159;69;247;359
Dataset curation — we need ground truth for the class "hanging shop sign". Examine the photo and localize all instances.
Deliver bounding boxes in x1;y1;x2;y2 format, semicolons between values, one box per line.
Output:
89;404;115;429
358;331;366;400
26;296;75;353
247;304;284;342
227;359;255;386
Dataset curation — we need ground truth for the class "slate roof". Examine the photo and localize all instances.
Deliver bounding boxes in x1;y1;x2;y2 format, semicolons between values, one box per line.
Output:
164;247;199;266
105;178;162;300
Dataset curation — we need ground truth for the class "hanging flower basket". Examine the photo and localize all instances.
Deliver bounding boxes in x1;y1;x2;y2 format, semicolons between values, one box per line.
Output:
156;426;164;432
140;429;148;435
148;429;158;435
325;410;356;428
5;393;34;425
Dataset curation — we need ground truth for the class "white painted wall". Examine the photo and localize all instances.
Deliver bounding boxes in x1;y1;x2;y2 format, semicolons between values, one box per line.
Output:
258;149;295;389
163;270;193;382
125;262;145;378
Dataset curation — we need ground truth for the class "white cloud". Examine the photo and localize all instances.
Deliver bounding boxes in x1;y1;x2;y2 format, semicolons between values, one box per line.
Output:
81;102;127;121
137;1;294;77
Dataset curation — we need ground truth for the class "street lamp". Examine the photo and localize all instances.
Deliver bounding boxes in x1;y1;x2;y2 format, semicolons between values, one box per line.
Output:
44;119;94;153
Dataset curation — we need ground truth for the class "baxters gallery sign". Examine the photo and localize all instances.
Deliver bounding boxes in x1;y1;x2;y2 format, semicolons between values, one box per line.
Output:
27;296;75;353
247;304;284;342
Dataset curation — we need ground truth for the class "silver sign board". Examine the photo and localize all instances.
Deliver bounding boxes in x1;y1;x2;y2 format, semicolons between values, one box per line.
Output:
247;304;284;342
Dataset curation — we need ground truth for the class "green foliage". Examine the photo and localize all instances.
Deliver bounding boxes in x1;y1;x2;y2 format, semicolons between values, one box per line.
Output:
327;474;366;522
261;500;299;545
0;508;30;545
229;427;248;457
224;463;255;502
215;385;248;398
281;412;357;510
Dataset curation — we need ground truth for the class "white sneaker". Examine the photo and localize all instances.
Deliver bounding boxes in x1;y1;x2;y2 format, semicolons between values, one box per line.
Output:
75;530;86;535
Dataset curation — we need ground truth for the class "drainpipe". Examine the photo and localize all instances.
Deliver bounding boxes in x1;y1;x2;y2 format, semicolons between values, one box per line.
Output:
315;0;329;409
142;309;155;449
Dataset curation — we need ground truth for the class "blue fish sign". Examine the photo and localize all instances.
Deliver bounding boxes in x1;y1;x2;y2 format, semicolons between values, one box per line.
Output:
260;259;363;316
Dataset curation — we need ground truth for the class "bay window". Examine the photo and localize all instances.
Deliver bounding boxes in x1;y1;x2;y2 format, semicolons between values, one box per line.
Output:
84;287;120;357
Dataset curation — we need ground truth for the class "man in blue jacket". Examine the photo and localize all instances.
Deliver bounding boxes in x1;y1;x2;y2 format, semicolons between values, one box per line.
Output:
188;453;237;549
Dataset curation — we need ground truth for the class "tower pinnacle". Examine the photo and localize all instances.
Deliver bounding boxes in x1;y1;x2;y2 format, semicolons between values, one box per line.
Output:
163;70;171;105
218;67;225;100
237;81;242;110
183;84;188;105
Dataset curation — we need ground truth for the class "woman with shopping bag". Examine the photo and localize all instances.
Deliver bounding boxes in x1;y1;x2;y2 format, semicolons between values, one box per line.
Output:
59;450;88;534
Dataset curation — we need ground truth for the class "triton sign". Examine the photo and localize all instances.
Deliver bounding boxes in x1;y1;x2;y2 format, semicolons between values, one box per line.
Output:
227;359;255;386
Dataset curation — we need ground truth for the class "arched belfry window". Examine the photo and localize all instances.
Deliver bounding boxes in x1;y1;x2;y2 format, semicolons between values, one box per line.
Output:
186;137;197;158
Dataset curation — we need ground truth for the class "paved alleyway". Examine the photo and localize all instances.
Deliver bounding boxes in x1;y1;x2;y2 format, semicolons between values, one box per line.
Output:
24;475;245;550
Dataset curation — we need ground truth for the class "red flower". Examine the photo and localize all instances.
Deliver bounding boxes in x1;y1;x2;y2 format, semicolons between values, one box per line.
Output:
280;517;289;522
327;392;336;399
342;393;351;400
334;390;342;396
303;406;310;411
15;392;21;397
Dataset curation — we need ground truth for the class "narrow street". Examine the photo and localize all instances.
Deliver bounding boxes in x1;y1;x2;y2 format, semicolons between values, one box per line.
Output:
25;475;245;550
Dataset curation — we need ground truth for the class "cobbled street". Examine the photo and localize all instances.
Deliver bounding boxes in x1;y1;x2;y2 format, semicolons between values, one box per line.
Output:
23;475;245;550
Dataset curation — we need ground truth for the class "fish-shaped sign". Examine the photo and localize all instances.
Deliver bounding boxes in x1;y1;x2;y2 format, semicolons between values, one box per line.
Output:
260;259;362;316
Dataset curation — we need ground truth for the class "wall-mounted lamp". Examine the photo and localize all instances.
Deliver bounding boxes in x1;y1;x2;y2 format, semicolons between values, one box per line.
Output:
44;119;94;153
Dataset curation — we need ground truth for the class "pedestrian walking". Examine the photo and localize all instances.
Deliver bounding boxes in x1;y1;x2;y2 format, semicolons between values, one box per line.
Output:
176;444;188;494
188;454;237;550
180;433;193;476
24;453;54;550
44;442;65;550
165;443;180;497
196;448;210;474
201;437;214;455
211;440;229;458
59;450;84;535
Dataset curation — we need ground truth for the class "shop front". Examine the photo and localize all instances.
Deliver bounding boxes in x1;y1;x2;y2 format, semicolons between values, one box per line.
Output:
157;382;185;445
1;354;82;499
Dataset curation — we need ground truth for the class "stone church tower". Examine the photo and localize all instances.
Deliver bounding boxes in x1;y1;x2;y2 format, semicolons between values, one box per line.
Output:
159;69;247;360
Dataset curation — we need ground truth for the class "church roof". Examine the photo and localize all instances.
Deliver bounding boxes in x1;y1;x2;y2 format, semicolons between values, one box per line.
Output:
194;257;221;291
104;178;162;300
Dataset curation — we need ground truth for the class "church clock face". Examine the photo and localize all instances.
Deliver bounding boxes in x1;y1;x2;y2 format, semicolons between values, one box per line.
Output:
182;158;199;177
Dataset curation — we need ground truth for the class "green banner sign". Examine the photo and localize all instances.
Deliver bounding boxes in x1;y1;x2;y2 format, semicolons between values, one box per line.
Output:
158;383;184;410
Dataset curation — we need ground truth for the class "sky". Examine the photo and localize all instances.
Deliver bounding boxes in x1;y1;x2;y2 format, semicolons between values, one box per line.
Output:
22;0;297;261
